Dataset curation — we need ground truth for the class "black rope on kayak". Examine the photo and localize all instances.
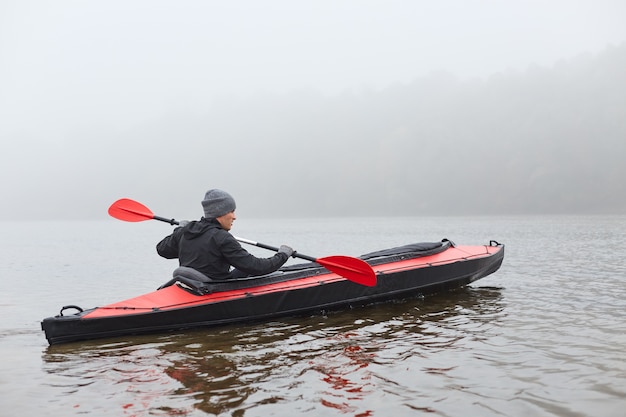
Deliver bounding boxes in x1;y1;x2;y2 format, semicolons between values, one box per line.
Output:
489;240;502;247
59;305;84;316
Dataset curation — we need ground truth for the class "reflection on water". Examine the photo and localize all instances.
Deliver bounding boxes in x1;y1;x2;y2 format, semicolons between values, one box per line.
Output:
42;287;504;416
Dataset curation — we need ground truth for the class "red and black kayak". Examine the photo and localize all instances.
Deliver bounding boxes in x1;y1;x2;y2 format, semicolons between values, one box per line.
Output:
41;239;504;345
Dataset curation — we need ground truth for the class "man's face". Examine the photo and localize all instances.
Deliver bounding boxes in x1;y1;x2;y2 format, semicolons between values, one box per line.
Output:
216;211;236;231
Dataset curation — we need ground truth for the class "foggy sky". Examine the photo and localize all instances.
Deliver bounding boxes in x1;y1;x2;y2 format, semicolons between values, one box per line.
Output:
1;1;625;220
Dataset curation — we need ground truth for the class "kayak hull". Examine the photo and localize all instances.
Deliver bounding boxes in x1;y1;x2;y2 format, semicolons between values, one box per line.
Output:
42;240;504;345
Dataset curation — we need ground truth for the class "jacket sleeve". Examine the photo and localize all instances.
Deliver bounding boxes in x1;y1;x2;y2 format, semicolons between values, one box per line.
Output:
156;227;184;259
217;232;288;276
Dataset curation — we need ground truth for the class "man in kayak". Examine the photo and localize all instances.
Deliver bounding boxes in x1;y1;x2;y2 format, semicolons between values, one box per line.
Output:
156;189;294;280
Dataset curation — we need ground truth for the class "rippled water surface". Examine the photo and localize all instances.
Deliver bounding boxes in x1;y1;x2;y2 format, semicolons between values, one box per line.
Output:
1;216;625;416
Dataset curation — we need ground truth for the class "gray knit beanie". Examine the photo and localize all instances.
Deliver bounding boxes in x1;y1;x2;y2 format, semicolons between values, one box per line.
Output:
201;189;236;218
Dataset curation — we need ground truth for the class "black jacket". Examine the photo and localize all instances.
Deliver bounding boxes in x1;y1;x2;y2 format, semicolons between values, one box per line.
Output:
156;218;288;280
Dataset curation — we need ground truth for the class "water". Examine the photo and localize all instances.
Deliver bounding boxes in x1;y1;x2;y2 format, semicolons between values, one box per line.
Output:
1;216;625;416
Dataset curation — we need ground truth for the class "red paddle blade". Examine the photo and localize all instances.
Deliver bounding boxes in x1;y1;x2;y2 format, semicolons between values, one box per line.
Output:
316;255;377;287
108;198;155;222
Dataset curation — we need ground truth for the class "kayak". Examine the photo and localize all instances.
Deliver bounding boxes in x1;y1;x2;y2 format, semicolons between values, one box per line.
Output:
41;239;504;345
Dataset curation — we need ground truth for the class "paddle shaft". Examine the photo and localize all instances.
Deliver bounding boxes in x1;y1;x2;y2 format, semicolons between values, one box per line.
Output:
154;215;179;225
235;237;315;262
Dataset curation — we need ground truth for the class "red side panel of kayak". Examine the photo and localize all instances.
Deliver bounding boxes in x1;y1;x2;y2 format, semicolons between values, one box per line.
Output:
375;245;499;274
83;272;342;319
83;244;501;319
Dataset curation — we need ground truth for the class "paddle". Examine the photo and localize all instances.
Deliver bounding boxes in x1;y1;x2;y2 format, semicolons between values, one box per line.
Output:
108;198;376;286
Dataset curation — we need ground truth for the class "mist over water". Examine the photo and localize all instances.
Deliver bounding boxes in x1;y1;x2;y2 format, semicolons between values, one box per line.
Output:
2;3;625;415
1;1;625;220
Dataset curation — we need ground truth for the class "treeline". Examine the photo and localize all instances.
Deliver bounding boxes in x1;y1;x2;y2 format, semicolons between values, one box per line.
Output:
187;43;625;216
26;43;626;219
